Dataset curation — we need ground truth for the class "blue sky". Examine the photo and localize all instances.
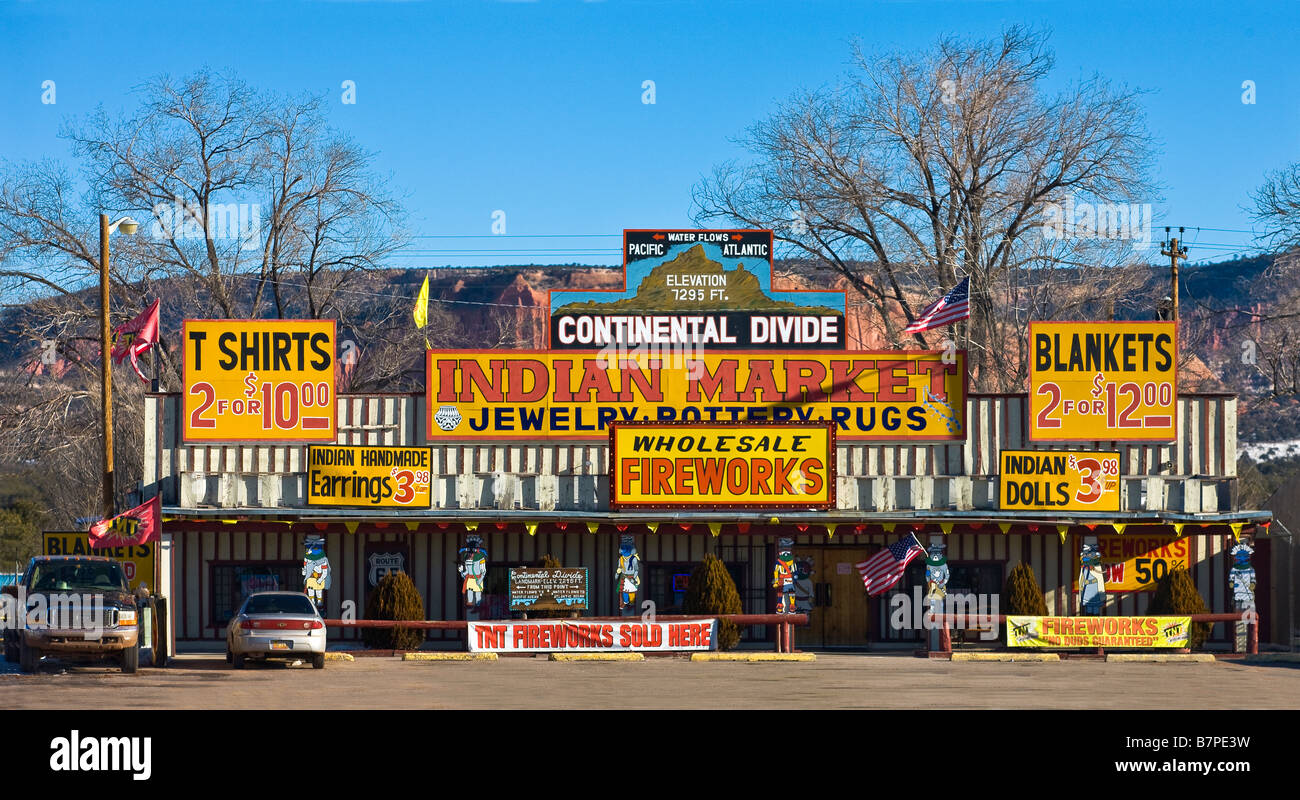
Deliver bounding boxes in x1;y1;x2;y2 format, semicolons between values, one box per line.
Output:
1;0;1296;267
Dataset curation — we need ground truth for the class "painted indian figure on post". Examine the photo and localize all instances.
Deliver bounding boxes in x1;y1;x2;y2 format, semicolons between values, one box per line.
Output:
616;535;641;616
302;535;331;613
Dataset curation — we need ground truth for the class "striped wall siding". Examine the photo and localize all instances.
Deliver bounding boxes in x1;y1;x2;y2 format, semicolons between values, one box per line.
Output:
146;392;1238;513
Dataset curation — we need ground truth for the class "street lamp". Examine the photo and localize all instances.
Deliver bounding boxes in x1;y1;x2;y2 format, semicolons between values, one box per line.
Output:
100;214;138;519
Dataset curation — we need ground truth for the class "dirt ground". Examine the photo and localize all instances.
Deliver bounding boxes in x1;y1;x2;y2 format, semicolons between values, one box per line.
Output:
3;653;1299;709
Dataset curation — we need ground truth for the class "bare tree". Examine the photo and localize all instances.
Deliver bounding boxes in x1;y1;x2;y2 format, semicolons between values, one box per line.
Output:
1247;166;1300;396
693;25;1155;390
0;69;407;521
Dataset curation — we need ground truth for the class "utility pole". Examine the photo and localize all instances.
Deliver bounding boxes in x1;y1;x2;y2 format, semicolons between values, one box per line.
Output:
100;214;115;520
1160;226;1189;321
98;214;138;520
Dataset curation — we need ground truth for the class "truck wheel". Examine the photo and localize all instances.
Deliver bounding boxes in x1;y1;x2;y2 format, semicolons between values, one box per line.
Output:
121;642;139;674
312;653;325;670
19;639;38;673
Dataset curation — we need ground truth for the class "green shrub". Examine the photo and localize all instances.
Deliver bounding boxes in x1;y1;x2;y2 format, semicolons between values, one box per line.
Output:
682;553;743;650
1003;563;1049;616
362;571;426;651
1146;567;1211;650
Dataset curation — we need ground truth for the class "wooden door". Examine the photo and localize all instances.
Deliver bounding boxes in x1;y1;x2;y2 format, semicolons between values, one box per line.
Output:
792;548;873;647
822;548;872;646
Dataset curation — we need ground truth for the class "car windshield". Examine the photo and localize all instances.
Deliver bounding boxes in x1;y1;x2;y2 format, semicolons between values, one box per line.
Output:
29;562;128;593
242;594;317;615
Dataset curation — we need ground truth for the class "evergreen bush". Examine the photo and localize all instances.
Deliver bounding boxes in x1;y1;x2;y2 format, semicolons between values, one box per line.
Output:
682;553;743;650
362;571;426;651
1146;566;1212;650
1003;563;1049;616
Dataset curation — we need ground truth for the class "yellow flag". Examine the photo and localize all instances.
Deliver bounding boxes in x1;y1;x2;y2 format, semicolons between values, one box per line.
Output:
413;273;430;347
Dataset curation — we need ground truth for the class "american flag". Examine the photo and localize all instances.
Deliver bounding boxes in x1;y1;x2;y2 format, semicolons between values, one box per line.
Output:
903;277;970;334
856;534;925;596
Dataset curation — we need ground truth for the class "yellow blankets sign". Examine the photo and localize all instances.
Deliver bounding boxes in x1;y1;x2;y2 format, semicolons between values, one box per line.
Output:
1029;321;1176;442
426;351;965;442
1006;616;1192;648
609;422;834;509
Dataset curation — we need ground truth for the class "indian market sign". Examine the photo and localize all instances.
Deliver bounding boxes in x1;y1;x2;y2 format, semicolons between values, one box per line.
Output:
306;446;433;508
550;230;846;350
43;532;155;594
1073;533;1189;592
609;422;834;509
183;319;336;442
1029;321;1177;442
999;449;1120;512
509;568;589;612
1006;615;1192;648
426;351;965;441
467;619;718;653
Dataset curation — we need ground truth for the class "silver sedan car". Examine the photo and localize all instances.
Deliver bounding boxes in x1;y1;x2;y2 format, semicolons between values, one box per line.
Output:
225;592;327;669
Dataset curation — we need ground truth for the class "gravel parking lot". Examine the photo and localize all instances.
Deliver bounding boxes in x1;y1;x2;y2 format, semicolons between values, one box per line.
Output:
3;653;1299;710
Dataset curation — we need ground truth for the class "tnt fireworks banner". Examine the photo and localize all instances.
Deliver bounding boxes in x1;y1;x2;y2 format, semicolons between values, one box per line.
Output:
426;350;965;442
1006;615;1192;648
467;619;718;653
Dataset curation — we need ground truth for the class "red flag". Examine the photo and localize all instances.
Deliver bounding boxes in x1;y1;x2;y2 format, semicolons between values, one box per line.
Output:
89;495;161;549
111;299;160;383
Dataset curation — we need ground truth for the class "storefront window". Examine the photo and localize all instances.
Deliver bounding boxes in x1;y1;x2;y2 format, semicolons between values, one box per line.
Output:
210;562;301;628
646;563;745;614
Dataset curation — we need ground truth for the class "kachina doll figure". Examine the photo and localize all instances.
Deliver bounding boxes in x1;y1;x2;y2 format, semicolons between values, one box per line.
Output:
793;555;816;615
616;535;641;616
302;535;331;613
1078;542;1106;615
458;534;487;613
924;543;949;618
1228;540;1256;612
773;538;797;614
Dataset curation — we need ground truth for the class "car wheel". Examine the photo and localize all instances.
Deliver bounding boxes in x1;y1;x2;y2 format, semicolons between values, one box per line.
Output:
312;653;325;670
19;639;38;673
225;645;232;664
120;641;139;674
232;652;246;670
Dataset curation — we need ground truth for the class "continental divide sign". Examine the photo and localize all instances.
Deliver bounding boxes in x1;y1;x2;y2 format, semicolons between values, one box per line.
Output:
549;230;846;350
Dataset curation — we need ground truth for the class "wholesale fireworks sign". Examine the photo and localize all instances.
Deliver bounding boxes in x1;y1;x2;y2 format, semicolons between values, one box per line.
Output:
306;446;433;508
1006;615;1192;648
1029;321;1176;442
1073;533;1189;592
467;619;718;653
1000;450;1121;512
426;351;966;442
183;319;336;442
610;422;834;509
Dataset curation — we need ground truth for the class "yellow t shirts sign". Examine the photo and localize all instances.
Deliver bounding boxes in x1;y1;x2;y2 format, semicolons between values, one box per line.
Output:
183;319;336;442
